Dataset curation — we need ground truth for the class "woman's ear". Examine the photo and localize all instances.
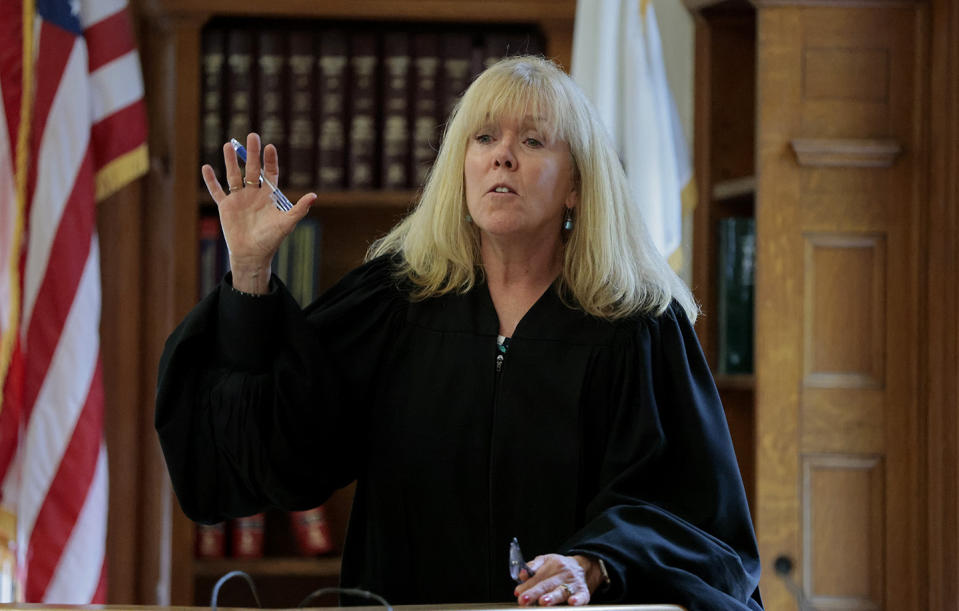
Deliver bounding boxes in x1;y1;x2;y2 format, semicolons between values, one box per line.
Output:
565;185;579;210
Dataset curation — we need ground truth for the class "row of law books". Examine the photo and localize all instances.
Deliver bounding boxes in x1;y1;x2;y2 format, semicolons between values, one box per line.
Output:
200;20;544;191
716;217;756;375
196;506;334;559
198;215;323;306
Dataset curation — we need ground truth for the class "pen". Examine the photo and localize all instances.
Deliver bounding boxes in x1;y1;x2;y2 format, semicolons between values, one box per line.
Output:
229;138;295;212
509;537;536;583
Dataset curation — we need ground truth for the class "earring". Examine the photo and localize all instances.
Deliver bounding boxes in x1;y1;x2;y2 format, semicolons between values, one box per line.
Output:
563;208;574;230
465;214;473;223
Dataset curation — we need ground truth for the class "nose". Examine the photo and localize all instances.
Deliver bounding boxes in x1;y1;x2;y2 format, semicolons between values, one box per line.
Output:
493;136;516;170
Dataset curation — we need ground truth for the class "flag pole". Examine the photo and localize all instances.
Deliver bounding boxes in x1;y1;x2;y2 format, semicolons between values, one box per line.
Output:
0;0;34;420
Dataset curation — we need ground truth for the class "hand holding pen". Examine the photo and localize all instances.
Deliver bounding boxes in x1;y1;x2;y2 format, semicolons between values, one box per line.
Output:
510;538;597;607
230;138;294;212
200;132;316;294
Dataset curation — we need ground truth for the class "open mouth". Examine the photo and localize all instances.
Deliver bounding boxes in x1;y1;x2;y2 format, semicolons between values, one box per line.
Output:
490;185;516;194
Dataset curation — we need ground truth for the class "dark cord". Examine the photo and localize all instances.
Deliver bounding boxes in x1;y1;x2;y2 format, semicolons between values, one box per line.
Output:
210;570;262;611
297;586;392;610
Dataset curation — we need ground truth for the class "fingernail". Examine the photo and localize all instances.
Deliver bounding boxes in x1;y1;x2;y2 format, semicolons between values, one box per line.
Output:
542;595;552;604
520;594;530;604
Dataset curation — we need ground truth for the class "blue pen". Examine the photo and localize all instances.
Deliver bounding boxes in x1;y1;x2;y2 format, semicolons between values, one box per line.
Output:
229;138;295;212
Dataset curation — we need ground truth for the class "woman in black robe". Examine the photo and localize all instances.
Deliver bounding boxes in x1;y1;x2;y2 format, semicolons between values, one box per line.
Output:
155;55;763;610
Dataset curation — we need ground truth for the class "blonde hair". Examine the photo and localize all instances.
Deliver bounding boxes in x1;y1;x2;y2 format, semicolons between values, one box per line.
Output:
368;55;698;323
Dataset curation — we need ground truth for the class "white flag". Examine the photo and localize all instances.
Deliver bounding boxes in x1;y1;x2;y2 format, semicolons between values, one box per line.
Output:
571;0;693;267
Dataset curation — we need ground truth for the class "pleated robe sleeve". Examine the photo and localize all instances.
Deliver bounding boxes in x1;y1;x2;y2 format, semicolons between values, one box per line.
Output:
561;302;763;611
154;257;405;524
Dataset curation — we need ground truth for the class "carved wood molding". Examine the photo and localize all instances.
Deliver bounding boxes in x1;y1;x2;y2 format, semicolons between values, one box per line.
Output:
683;0;726;10
751;0;919;7
789;138;902;168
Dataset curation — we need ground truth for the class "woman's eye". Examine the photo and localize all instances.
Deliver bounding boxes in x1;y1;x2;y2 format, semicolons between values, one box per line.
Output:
524;137;543;148
475;134;492;144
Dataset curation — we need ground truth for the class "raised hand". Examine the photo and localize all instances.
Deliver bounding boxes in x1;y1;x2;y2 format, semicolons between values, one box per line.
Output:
201;132;316;294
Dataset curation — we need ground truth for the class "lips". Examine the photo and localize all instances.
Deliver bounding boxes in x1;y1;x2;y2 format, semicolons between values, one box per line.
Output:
488;183;517;194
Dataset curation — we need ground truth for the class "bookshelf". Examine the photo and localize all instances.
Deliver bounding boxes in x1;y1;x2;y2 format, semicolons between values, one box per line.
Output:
687;0;756;509
136;1;576;605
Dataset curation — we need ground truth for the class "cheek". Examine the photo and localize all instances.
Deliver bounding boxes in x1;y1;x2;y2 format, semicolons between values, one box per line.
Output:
463;153;484;202
535;162;570;205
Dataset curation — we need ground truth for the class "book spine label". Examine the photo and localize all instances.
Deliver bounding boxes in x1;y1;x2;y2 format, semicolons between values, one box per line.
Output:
257;31;287;167
348;32;379;189
288;32;315;188
317;30;348;189
231;513;266;559
226;28;254;142
289;506;334;556
201;28;226;179
380;32;410;189
411;33;439;187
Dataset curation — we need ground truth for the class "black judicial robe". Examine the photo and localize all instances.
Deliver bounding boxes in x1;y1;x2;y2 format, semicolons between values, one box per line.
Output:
155;255;763;610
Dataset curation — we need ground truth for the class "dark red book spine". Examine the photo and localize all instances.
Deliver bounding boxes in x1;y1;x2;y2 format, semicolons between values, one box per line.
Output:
231;513;265;559
195;522;226;559
225;27;254;142
347;31;379;189
316;29;348;190
256;30;287;168
201;27;226;179
380;31;410;189
439;33;474;121
289;506;334;556
287;31;315;189
411;32;439;188
482;29;545;71
197;216;222;299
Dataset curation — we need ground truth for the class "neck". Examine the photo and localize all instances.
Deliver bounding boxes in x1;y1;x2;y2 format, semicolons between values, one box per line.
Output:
481;236;563;337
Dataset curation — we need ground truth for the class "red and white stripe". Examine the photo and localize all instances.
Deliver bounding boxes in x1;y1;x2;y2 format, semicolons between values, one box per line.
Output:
0;0;147;603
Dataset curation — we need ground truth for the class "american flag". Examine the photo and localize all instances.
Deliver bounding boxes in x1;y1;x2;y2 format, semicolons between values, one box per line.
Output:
0;0;148;602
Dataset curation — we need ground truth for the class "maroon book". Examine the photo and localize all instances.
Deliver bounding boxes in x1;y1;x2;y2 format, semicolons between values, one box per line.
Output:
481;29;544;71
200;27;226;179
256;30;287;168
316;29;348;190
439;32;474;121
195;522;226;559
289;506;334;556
347;31;379;189
287;30;315;188
411;32;439;188
380;31;410;189
225;27;253;143
231;513;265;559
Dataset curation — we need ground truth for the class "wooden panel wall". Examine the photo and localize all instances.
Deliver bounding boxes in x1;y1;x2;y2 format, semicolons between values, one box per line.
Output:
754;3;924;610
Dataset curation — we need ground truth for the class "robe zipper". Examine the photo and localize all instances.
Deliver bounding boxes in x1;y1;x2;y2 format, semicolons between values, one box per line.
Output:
489;340;507;597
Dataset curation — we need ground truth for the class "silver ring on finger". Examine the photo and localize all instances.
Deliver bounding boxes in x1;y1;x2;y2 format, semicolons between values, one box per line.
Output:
228;183;243;192
561;583;575;596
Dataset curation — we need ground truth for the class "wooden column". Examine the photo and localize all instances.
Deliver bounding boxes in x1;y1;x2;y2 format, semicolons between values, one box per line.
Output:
925;0;959;607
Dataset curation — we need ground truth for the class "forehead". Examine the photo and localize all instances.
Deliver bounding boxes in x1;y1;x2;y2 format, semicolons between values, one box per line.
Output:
461;83;564;138
477;114;550;130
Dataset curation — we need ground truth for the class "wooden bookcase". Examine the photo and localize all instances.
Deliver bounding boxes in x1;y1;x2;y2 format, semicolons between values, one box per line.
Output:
688;0;756;510
135;1;575;605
